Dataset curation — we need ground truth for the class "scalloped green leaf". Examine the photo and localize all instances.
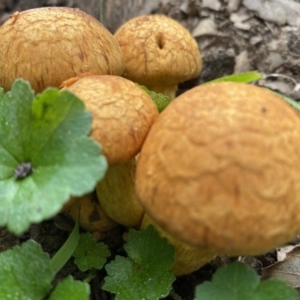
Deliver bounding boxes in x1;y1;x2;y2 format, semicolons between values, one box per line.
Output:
138;84;170;112
0;240;54;300
73;232;110;272
0;79;107;235
103;225;175;300
195;262;300;300
49;276;90;300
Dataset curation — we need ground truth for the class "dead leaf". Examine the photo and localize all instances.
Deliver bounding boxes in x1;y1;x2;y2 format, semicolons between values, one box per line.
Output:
262;245;300;288
277;245;298;262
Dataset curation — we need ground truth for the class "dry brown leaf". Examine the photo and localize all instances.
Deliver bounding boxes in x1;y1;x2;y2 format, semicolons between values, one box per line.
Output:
262;245;300;288
277;245;298;262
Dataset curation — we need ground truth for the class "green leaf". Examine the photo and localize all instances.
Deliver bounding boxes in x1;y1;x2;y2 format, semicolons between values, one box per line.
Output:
0;87;4;98
73;232;110;272
255;279;300;300
103;225;175;300
0;240;54;300
195;262;258;299
195;262;300;300
206;71;264;84
138;84;170;112
0;79;108;235
49;276;90;300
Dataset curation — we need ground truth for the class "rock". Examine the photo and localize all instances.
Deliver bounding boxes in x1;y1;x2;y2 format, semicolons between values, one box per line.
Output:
243;0;300;26
230;12;251;30
202;0;222;11
192;18;217;37
227;0;242;12
265;52;285;71
234;50;250;73
179;0;190;14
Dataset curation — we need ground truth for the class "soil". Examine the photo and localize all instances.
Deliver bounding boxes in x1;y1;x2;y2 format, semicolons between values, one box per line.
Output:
1;0;300;299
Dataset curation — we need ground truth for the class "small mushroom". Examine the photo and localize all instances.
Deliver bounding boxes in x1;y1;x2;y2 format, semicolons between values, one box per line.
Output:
62;74;159;227
114;14;202;100
135;82;300;259
0;7;124;92
61;192;118;241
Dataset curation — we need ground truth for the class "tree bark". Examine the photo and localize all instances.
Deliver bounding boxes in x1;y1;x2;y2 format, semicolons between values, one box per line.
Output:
101;0;160;32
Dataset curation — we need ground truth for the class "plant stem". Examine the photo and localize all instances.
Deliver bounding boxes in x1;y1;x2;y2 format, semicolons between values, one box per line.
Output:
84;268;98;283
50;213;80;274
169;289;183;300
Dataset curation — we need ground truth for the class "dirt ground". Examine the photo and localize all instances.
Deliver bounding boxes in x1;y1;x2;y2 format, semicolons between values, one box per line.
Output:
1;0;300;299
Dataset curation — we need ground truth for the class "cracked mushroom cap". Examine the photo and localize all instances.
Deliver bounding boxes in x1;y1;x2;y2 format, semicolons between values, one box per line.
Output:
114;14;202;99
62;74;159;165
135;82;300;256
0;7;124;92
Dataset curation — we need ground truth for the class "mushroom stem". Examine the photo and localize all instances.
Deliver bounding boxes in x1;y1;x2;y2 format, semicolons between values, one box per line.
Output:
96;157;145;228
141;213;217;276
147;84;178;101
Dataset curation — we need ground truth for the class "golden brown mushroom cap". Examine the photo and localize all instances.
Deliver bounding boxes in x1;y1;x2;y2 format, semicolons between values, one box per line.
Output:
135;82;300;256
114;14;202;98
0;7;124;92
62;74;159;165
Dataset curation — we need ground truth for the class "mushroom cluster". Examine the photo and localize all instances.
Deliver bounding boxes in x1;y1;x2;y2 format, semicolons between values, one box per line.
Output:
135;81;300;273
4;6;300;279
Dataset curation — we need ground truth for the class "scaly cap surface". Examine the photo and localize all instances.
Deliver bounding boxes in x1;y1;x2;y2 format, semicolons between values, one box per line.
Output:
0;7;124;92
63;74;159;165
136;82;300;256
114;14;202;90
